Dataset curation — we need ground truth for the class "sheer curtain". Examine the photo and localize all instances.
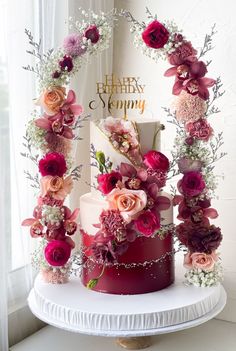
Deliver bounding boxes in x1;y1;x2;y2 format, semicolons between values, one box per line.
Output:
0;0;68;348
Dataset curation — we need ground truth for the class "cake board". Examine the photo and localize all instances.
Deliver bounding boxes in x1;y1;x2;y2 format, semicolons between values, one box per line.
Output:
28;266;226;350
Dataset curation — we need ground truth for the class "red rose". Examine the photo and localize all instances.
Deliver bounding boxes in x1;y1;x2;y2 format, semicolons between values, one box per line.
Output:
143;150;169;172
39;152;67;177
142;20;169;49
186;118;213;141
84;25;100;44
59;55;73;72
178;171;205;197
134;210;160;237
44;240;71;266
97;171;122;195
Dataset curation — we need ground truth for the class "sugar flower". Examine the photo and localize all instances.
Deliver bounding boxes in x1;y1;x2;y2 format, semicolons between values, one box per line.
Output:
36;86;66;116
40;175;73;201
97;171;122;195
184;251;218;271
186;118;213;141
178;171;205;197
134;210;160;236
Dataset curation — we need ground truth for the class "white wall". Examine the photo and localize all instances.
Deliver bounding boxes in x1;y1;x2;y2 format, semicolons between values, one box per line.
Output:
114;0;236;322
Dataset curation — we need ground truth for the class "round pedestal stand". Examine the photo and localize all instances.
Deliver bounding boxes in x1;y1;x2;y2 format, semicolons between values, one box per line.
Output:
116;336;152;349
28;270;226;350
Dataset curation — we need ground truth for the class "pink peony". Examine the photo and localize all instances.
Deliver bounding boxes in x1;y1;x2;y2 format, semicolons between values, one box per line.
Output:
84;25;100;43
44;240;71;266
184;251;218;271
97;171;122;195
186;118;213;141
134;210;160;237
38;152;67;177
178;171;205;197
143;150;170;172
63;33;86;57
142;20;169;49
174;91;207;123
106;188;147;223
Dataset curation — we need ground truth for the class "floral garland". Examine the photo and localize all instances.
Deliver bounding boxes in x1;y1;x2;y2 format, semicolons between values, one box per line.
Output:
123;8;225;287
87;117;172;288
21;9;116;283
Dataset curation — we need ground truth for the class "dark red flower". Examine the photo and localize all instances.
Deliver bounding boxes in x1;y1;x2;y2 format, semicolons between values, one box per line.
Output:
143;150;170;172
59;55;73;72
178;171;205;197
134;210;160;237
168;41;197;66
39;152;67;177
97;171;122;195
84;25;100;43
142;20;169;49
176;222;222;253
99;209;126;242
186;118;213;141
44;240;71;266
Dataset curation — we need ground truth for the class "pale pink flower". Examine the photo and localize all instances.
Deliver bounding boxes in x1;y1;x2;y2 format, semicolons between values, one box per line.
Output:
40;175;73;200
174;91;207;123
106;188;147;223
184;251;218;271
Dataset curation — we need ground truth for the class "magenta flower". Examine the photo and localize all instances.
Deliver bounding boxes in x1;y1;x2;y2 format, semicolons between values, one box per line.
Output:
178;171;205;197
59;55;73;72
97;171;122;195
186;118;213;141
142;20;169;49
63;33;86;57
44;240;71;266
134;210;160;237
84;25;100;43
143;150;170;172
39;152;67;177
99;209;126;241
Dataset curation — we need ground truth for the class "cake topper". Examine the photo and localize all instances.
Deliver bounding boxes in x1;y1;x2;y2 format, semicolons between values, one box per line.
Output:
89;73;146;119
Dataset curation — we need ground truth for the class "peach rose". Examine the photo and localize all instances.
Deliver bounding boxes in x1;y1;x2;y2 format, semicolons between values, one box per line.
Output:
106;188;147;223
40;175;73;200
36;86;66;115
184;251;218;272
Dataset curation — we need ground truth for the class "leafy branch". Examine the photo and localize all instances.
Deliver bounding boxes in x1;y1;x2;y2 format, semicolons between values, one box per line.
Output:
73;114;91;140
119;9;146;29
198;24;217;59
70;165;83;181
208;132;227;165
162;107;184;130
24;170;40;189
21;134;39;165
206;76;225;116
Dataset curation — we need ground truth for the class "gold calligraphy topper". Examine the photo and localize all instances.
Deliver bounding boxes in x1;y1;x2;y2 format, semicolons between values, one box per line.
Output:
89;74;146;119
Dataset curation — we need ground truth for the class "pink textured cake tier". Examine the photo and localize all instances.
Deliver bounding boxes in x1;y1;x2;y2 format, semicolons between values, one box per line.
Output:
81;230;175;295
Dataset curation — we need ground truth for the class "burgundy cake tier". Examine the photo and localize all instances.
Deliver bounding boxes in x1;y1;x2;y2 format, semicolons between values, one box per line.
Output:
81;230;175;295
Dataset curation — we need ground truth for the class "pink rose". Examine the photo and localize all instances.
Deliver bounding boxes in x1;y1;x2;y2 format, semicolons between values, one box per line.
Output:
44;240;71;267
97;171;122;195
142;20;169;49
178;171;205;197
134;210;160;237
40;175;73;200
186;118;213;141
106;188;147;223
184;251;218;271
143;150;170;172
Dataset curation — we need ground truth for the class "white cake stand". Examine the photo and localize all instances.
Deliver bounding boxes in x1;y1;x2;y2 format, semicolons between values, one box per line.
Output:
28;264;226;350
